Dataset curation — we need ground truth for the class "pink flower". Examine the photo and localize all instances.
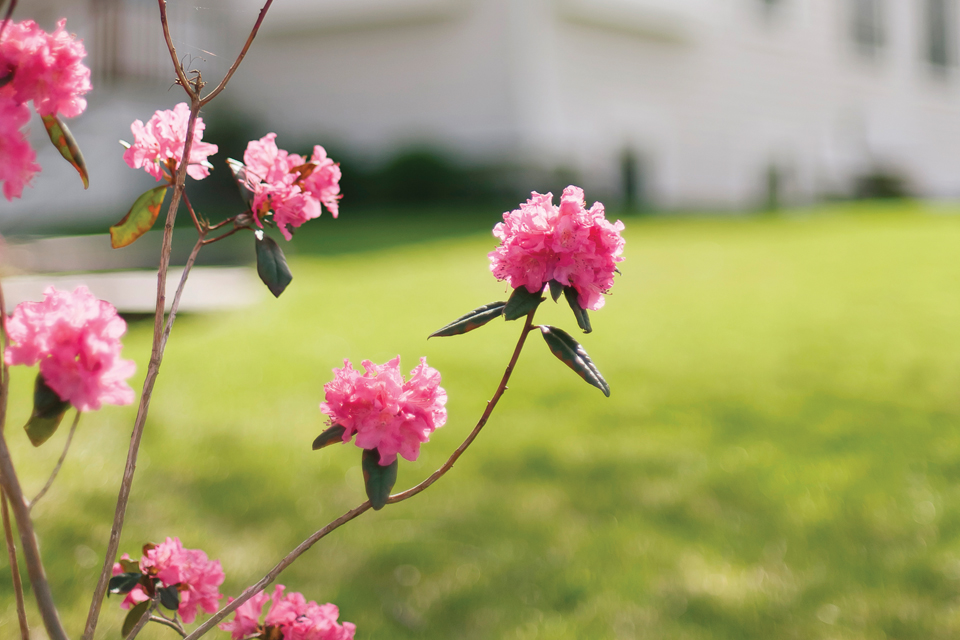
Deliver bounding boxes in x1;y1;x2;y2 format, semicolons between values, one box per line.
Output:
220;585;356;640
219;590;271;640
4;286;135;412
488;186;625;311
0;96;40;200
241;133;341;240
118;537;225;624
123;102;218;181
0;19;91;117
320;356;447;466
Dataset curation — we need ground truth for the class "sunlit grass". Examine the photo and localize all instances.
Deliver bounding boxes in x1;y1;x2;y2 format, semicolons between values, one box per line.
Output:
3;201;960;639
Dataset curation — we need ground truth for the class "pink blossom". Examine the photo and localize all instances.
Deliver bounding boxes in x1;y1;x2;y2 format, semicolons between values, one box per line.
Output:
218;590;271;640
488;186;625;311
4;286;135;412
241;133;341;240
118;537;225;624
0;19;91;117
0;96;40;200
123;102;218;181
264;585;356;640
320;356;447;466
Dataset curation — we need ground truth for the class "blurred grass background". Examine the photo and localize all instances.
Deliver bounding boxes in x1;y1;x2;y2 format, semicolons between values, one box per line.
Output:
3;201;960;639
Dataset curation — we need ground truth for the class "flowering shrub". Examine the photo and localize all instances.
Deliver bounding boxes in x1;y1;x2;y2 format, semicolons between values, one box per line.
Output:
0;18;91;200
220;585;355;640
5;286;135;412
320;356;447;466
241;133;341;240
111;537;224;624
489;185;625;311
123;102;218;182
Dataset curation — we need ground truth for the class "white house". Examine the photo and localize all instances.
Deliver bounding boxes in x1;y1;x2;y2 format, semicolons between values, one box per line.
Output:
4;0;960;227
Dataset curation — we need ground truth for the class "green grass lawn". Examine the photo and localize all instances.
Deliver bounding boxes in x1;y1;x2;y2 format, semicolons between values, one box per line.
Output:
4;201;960;639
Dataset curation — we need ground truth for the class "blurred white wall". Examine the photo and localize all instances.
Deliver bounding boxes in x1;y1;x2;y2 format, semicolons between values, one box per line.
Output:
4;0;960;224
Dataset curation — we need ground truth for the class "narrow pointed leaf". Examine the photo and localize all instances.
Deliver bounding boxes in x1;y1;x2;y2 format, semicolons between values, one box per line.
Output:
108;573;143;595
25;373;70;447
226;157;255;208
42;114;89;189
110;186;168;249
539;325;610;396
312;425;347;450
504;285;544;321
429;301;506;338
549;280;563;302
563;286;592;334
122;600;150;638
362;448;398;510
255;233;293;297
158;584;180;611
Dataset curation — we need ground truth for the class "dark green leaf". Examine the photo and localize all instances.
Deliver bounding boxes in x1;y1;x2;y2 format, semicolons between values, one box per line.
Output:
122;600;150;638
549;280;564;302
563;286;592;334
108;573;142;596
428;301;506;338
255;232;293;297
42;114;89;189
362;448;398;511
25;373;70;447
312;425;347;450
504;285;544;321
158;584;180;611
110;186;168;249
226;158;255;208
539;325;610;397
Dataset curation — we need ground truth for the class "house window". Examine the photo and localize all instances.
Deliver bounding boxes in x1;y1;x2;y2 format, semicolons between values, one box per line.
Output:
851;0;884;56
926;0;955;68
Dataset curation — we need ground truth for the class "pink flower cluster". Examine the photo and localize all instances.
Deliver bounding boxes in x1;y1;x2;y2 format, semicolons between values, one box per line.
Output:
113;537;225;624
0;19;91;200
320;356;447;466
241;133;341;240
123;102;218;182
489;186;626;311
4;286;135;412
220;585;356;640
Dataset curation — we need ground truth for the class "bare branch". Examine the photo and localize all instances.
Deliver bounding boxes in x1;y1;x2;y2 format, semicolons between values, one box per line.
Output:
0;0;18;42
200;0;274;106
29;410;81;510
2;491;29;640
157;0;194;98
149;614;187;637
183;311;538;639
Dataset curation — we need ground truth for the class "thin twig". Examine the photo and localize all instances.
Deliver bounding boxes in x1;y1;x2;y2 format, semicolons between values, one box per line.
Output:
124;601;156;640
29;409;81;510
2;491;29;640
0;0;17;42
157;0;194;97
182;191;203;234
200;0;274;106
183;311;538;640
206;215;236;232
82;99;205;640
202;225;247;245
150;614;187;637
160;233;206;354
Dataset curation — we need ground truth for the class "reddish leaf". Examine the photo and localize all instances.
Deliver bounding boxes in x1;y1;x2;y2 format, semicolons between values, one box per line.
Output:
42;114;89;189
110;186;168;248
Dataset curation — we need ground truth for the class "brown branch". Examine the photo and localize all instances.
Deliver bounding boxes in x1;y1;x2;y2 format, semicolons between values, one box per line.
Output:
149;614;187;637
200;0;274;106
182;191;203;234
124;601;156;640
183;311;538;640
202;224;247;245
0;0;18;42
2;491;29;640
157;0;194;98
29;409;81;510
82;98;205;640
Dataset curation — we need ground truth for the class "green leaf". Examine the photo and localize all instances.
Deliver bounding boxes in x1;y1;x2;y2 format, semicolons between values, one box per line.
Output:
158;584;180;611
108;573;142;596
563;286;592;334
548;280;564;302
110;186;168;249
24;373;70;447
504;285;544;321
226;158;255;208
255;232;293;297
429;301;506;338
539;325;610;397
362;448;398;511
312;425;347;450
41;114;89;189
119;558;140;573
122;600;150;638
